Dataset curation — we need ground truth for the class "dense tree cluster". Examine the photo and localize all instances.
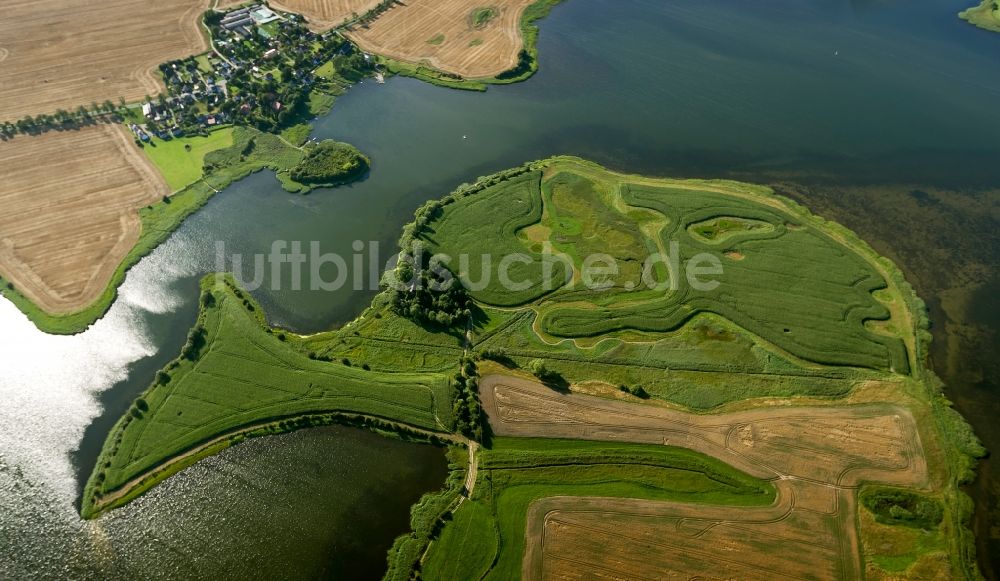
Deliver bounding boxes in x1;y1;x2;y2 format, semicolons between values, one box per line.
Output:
451;356;485;442
527;358;568;390
861;488;944;530
387;254;471;328
289;140;369;183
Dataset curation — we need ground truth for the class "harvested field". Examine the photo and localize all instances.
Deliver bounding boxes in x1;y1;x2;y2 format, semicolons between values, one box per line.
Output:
480;375;927;487
479;375;929;580
0;0;209;120
347;0;538;78
0;125;169;314
270;0;382;30
528;482;855;580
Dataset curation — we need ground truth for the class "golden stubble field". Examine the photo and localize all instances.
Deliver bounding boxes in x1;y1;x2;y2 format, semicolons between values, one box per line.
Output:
0;0;210;120
267;0;382;30
0;126;169;314
346;0;538;78
479;375;930;580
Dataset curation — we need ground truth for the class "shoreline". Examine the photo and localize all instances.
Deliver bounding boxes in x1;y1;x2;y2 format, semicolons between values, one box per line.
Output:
0;0;567;335
83;409;463;519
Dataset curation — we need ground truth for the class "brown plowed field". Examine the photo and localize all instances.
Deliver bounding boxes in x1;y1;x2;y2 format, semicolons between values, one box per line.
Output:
479;375;929;580
0;0;209;120
0;125;169;314
346;0;537;78
269;0;382;30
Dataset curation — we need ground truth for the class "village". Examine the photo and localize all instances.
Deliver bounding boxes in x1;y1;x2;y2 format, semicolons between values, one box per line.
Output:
129;3;372;144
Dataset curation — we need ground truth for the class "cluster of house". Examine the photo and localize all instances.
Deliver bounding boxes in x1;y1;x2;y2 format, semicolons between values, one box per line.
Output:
128;3;370;141
162;62;229;105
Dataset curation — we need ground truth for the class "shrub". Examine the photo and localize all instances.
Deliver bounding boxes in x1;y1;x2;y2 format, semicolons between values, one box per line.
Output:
860;487;944;529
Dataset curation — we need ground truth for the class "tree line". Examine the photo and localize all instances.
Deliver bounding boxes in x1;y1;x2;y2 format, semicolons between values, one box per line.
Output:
1;98;128;138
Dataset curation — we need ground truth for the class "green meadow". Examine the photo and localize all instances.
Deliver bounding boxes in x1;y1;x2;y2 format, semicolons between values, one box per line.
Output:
142;128;235;191
424;158;909;375
82;274;455;517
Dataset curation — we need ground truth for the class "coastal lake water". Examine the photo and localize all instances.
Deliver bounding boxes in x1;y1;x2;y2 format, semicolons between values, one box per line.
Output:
1;0;998;577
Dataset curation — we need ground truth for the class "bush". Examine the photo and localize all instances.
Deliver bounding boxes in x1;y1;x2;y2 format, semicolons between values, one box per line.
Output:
529;359;549;378
618;384;649;399
860;487;944;529
480;348;515;366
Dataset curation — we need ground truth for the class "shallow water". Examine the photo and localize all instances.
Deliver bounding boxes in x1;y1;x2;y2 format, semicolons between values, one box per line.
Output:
1;0;998;577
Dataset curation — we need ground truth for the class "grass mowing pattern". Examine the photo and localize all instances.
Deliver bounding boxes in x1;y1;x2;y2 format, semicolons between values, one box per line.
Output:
421;170;569;306
425;159;907;373
423;437;776;580
83;275;453;516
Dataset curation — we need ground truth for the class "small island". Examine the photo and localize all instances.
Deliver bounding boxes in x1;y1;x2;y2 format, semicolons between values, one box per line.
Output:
289;140;369;188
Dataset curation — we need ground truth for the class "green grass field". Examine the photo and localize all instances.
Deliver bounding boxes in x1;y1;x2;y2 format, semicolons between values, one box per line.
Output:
142;128;235;191
82;275;455;517
422;438;775;580
424;158;909;374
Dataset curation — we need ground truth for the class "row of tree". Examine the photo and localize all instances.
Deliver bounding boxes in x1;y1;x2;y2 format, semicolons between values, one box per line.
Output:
1;98;127;138
452;356;487;442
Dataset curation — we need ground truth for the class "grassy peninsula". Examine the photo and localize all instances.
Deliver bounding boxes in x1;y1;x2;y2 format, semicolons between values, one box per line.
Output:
960;0;1000;32
82;157;983;579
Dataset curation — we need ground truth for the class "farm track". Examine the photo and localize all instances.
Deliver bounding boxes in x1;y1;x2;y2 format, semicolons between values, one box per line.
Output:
478;375;928;580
